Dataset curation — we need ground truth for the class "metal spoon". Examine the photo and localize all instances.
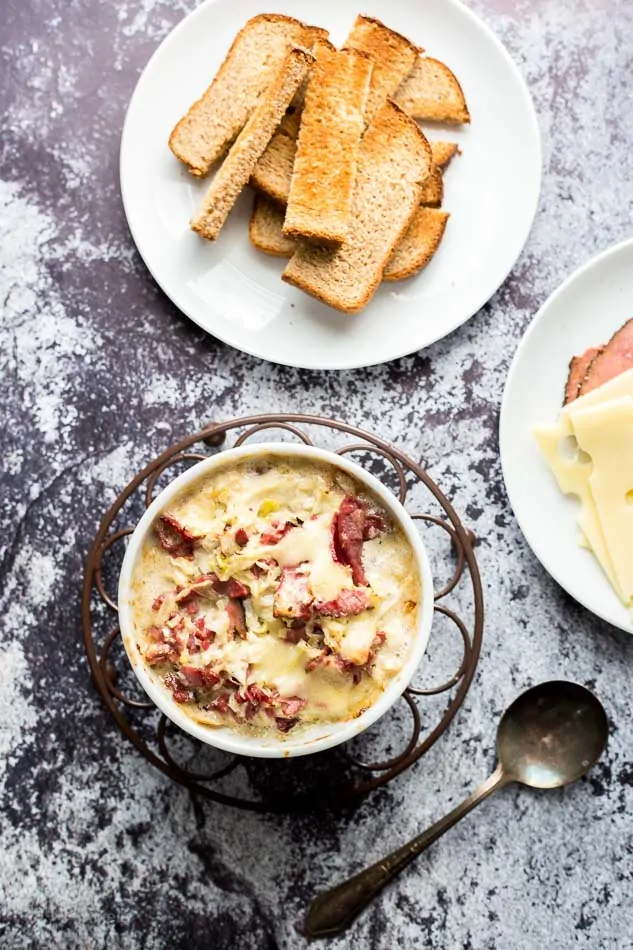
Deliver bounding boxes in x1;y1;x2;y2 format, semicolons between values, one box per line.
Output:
305;680;608;939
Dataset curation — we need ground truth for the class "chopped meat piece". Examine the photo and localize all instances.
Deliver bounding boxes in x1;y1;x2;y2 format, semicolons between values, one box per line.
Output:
180;665;221;689
261;521;295;545
156;514;202;559
185;599;199;616
251;558;277;578
205;693;230;712
363;512;387;540
304;648;330;672
235;527;249;546
145;643;176;665
332;655;357;675
186;633;199;654
279;697;306;718
284;624;306;644
166;613;185;633
244;684;270;705
151;594;166;611
226;578;250;599
146;624;164;642
564;347;602;404
164;673;194;703
579;318;633;396
193;616;216;646
275;717;298;733
178;573;250;601
333;496;368;586
274;566;313;619
226;599;247;638
314;588;370;618
366;630;387;668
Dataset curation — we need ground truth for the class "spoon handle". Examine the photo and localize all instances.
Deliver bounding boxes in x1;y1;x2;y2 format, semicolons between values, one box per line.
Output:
304;765;510;939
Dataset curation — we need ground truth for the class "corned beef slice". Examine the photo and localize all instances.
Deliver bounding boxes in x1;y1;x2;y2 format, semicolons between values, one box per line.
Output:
331;496;386;586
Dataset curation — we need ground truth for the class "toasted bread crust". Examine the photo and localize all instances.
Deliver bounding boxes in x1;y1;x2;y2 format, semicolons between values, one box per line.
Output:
249;193;297;258
281;100;432;313
250;39;337;206
191;47;314;241
250;124;298;204
419;164;444;207
384;208;449;281
430;140;460;168
394;56;470;123
283;42;373;243
169;14;327;176
344;15;419;121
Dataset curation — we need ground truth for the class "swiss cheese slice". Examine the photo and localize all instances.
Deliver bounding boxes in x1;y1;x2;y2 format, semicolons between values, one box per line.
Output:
534;419;620;595
534;367;633;604
566;395;633;606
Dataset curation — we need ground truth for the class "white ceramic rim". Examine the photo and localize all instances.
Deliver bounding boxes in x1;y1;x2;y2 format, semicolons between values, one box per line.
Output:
118;443;435;757
500;236;633;632
119;0;542;370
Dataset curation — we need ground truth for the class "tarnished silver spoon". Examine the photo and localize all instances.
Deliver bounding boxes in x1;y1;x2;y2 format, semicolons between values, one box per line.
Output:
305;680;608;939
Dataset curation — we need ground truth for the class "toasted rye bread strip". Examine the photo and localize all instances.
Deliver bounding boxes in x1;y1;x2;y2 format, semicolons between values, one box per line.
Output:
284;42;373;243
250;113;299;205
191;48;314;242
394;56;470;123
169;15;327;177
282;101;432;313
431;141;460;168
249;194;297;258
250;39;329;205
344;15;418;122
419;165;444;208
250;193;449;281
383;208;449;281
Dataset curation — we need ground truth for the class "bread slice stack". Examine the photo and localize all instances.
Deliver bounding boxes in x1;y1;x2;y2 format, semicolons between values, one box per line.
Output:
169;13;471;314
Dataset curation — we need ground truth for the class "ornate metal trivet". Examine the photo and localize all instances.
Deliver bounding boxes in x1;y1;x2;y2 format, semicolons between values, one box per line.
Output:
81;414;484;812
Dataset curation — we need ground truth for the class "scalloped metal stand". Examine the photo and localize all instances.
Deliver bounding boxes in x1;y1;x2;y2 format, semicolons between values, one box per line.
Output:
81;414;484;812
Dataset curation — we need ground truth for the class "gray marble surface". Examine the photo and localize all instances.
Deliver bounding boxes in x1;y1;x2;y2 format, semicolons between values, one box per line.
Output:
2;0;633;947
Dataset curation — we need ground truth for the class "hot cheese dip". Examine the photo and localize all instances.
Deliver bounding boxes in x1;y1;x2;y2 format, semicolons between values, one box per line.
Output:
129;456;421;736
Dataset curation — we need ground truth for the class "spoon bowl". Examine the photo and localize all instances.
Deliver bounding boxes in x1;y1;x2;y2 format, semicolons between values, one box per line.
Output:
498;680;608;789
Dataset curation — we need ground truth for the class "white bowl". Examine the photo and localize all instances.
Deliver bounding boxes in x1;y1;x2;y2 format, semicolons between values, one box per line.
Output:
118;444;434;758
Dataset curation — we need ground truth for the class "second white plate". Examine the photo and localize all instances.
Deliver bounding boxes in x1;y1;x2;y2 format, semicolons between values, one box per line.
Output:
120;0;541;369
500;237;633;633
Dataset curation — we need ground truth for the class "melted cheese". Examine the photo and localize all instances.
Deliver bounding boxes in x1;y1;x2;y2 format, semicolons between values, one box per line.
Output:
325;615;377;665
274;516;354;600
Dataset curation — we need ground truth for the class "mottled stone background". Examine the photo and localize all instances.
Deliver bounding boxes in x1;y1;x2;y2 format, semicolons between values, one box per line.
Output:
2;0;633;947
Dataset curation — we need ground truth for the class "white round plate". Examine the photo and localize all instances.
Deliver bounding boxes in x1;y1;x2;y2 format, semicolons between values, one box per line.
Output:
500;238;633;633
120;0;541;369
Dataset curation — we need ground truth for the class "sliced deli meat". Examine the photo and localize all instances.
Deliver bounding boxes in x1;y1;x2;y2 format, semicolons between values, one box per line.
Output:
578;318;633;396
564;347;602;404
